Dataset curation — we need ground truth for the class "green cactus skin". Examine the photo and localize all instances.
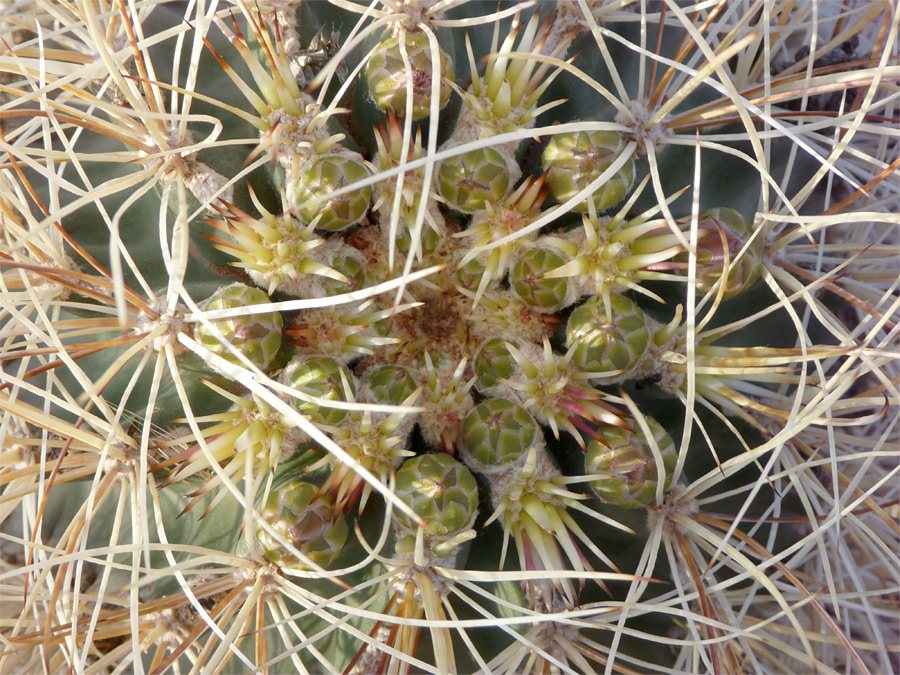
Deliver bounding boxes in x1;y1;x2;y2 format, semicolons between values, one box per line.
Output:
542;130;635;212
256;481;349;570
194;283;284;369
366;32;454;120
585;416;677;508
295;155;372;231
437;147;511;212
566;294;649;375
392;453;479;536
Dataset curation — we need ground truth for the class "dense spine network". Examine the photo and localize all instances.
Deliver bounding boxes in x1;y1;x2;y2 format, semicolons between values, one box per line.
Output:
0;1;897;674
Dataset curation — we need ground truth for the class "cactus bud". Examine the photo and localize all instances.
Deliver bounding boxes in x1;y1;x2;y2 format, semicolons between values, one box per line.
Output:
473;337;518;389
566;294;649;375
195;283;283;370
542;130;634;212
456;258;488;292
396;221;441;257
366;32;454;120
286;357;356;426
438;148;510;212
459;398;536;471
677;208;763;299
295;155;372;231
256;482;348;570
393;453;479;536
365;365;417;406
509;248;569;310
585;417;677;508
321;252;367;297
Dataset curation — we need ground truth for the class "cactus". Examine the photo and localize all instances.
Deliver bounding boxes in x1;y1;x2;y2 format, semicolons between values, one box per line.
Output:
1;1;898;674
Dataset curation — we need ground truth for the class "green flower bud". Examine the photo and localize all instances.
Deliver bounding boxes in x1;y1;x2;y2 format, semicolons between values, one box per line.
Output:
415;350;450;372
393;453;479;536
366;32;454;120
678;208;763;299
542;130;634;212
566;294;649;374
460;398;536;471
365;365;417;406
321;253;367;297
196;283;283;370
296;156;372;231
509;248;569;310
396;222;441;257
256;482;348;570
288;357;356;426
456;258;488;292
438;148;510;213
585;417;677;508
473;337;518;389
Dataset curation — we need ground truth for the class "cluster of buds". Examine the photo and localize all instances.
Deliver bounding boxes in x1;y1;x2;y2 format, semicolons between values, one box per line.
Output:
458;398;625;608
115;5;873;670
346;453;480;674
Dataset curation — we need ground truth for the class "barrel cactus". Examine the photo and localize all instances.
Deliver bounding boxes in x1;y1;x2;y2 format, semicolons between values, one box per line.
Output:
1;1;898;674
